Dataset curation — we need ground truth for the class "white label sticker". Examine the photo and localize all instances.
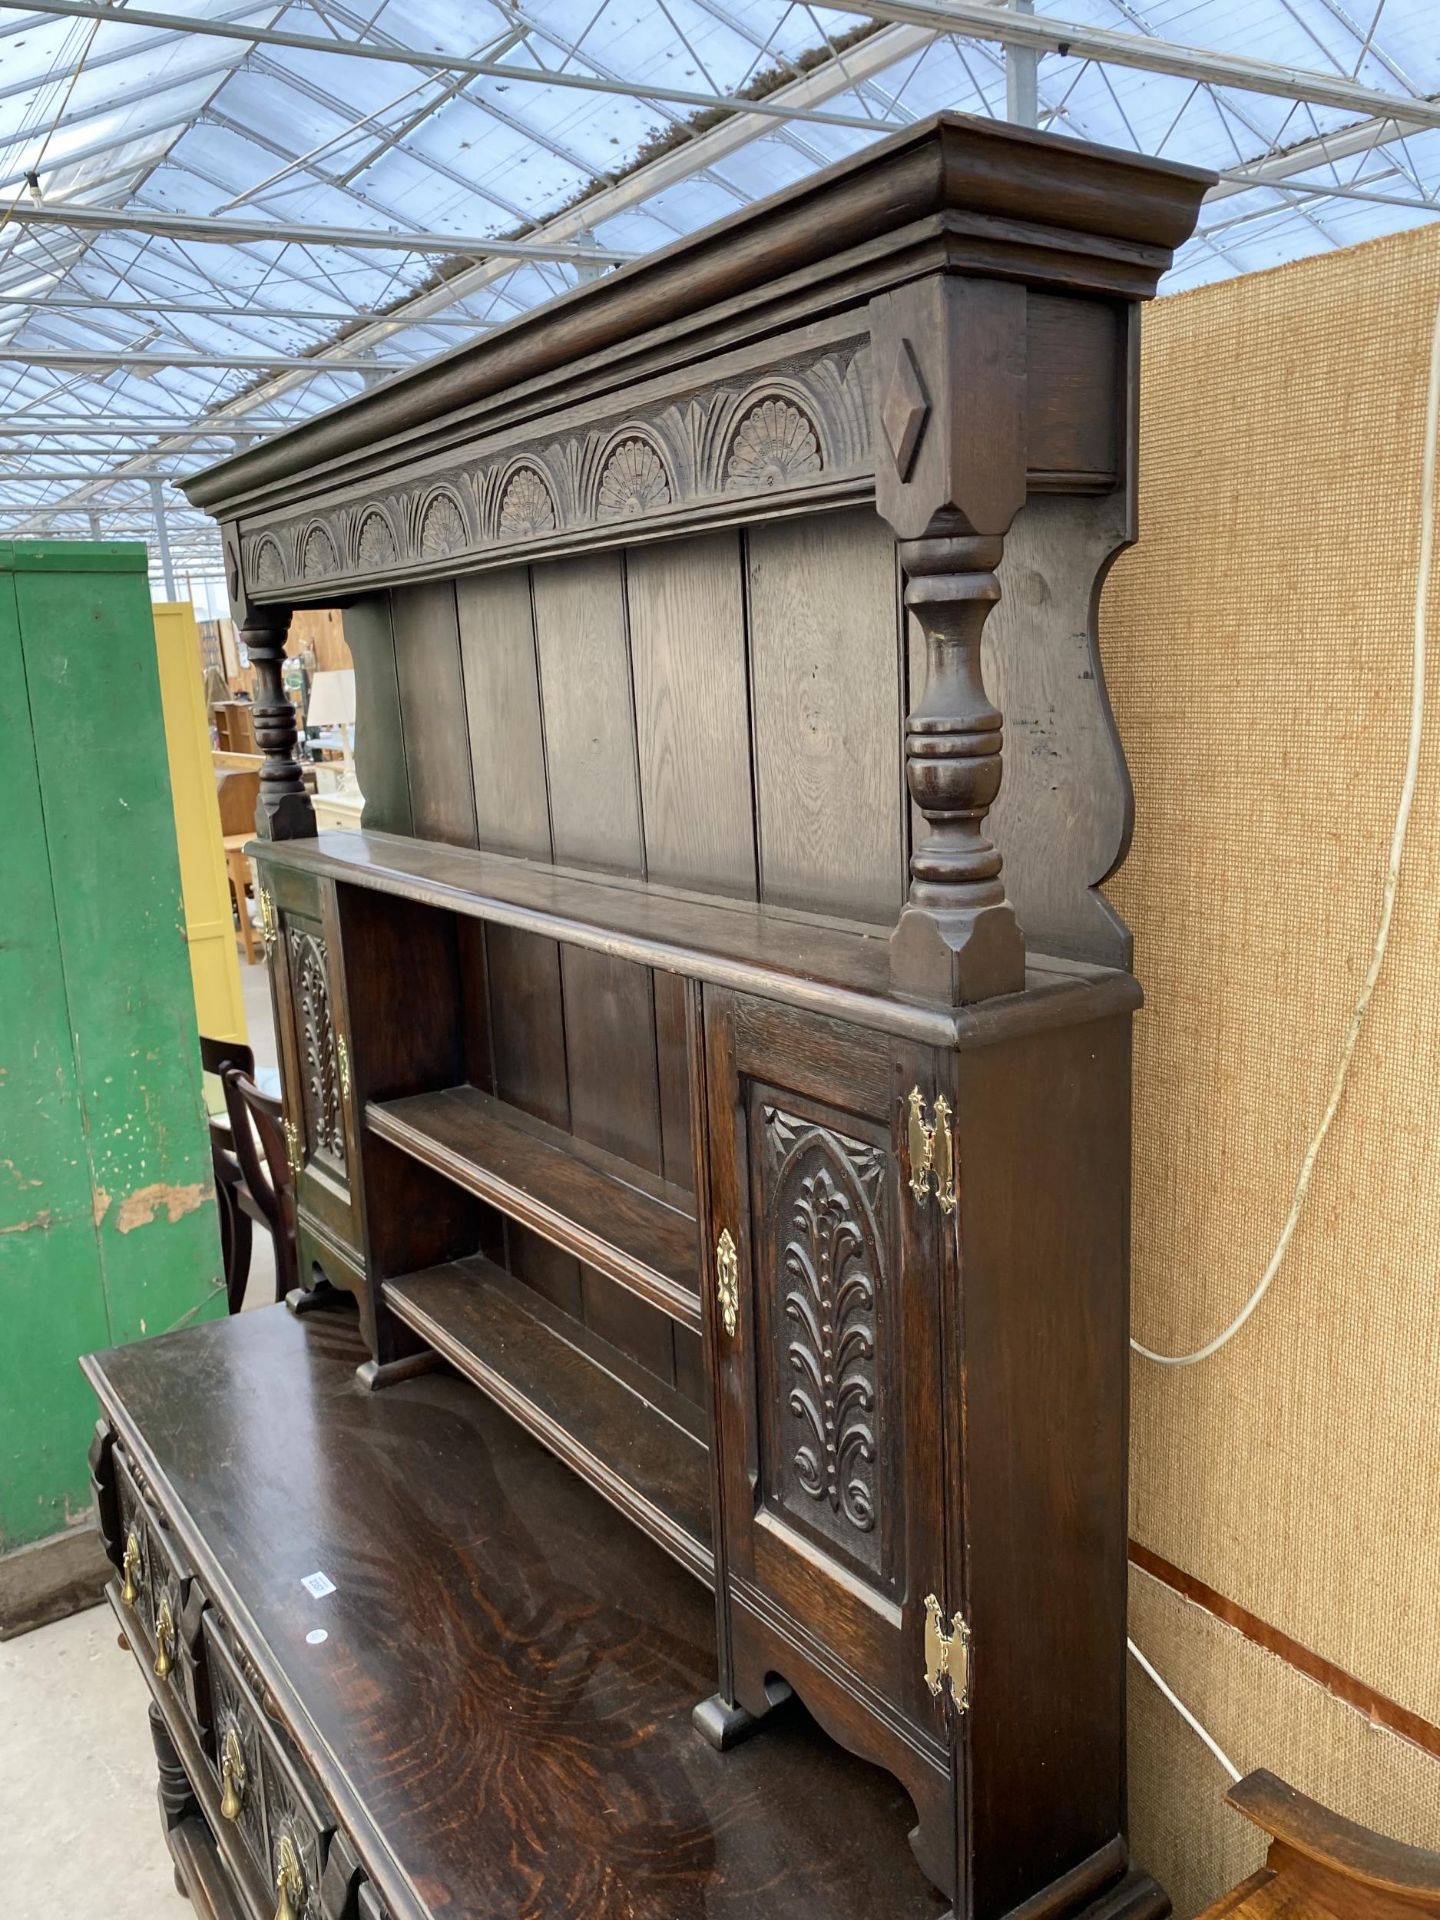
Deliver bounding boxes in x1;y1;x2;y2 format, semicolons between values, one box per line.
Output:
300;1571;336;1599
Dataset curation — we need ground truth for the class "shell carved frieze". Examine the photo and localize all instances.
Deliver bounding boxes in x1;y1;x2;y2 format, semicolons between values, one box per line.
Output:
725;398;822;492
355;507;397;570
239;341;870;595
299;523;338;580
418;489;468;559
762;1107;886;1565
597;438;671;518
287;928;344;1168
497;465;557;539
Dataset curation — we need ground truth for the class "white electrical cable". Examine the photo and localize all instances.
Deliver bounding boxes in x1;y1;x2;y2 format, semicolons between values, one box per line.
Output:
1132;284;1440;1368
1127;1638;1241;1783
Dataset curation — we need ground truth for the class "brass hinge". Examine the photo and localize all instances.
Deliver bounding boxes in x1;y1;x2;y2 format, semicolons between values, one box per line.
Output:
924;1594;971;1711
906;1088;956;1215
282;1117;303;1178
258;886;278;960
336;1033;351;1104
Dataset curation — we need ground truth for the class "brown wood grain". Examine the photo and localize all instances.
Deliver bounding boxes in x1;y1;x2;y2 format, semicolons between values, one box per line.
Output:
747;509;904;924
456;567;552;859
533;552;644;875
87;1308;942;1920
386;1257;713;1578
627;531;756;898
391;580;478;847
367;1083;701;1327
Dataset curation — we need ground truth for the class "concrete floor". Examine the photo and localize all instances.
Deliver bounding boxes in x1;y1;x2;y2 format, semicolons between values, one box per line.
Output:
1;946;279;1917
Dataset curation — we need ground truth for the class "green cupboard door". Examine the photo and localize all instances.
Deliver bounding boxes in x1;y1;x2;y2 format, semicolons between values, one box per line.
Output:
0;542;221;1554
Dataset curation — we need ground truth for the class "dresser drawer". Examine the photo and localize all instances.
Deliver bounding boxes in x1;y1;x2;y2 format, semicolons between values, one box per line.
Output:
203;1612;335;1920
113;1448;201;1730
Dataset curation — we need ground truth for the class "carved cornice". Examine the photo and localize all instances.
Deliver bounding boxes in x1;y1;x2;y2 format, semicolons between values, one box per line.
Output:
238;342;871;600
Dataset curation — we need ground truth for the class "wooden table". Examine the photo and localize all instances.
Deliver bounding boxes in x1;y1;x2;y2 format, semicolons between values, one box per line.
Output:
222;833;257;965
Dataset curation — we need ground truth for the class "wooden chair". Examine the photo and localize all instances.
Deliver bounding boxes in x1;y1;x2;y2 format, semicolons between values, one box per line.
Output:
199;1036;255;1312
1197;1771;1440;1920
220;1063;300;1306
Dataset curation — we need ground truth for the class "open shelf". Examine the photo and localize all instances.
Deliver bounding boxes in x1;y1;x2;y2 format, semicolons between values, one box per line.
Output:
384;1257;713;1586
256;828;1139;1048
368;1085;701;1330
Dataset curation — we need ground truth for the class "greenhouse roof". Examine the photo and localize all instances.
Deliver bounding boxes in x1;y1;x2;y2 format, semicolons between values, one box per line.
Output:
0;0;1435;597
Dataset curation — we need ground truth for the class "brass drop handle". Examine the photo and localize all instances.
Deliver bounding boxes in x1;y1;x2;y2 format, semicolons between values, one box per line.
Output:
714;1227;738;1338
273;1834;305;1920
153;1593;176;1682
219;1727;247;1822
120;1528;141;1608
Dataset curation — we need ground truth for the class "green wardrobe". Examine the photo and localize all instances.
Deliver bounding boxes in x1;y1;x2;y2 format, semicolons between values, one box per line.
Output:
0;542;219;1624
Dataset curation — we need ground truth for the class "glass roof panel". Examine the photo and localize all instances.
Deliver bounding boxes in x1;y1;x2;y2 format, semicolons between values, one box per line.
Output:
0;0;1433;593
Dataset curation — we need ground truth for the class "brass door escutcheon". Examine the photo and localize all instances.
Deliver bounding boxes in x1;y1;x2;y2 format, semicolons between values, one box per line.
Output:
336;1033;351;1103
282;1117;303;1178
219;1726;247;1821
715;1228;739;1339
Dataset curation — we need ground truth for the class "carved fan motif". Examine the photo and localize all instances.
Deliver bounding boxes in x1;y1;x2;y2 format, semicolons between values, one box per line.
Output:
288;929;344;1167
418;491;468;559
597;439;671;518
765;1108;883;1541
355;509;397;570
726;399;822;491
498;467;556;538
253;538;286;588
300;525;337;579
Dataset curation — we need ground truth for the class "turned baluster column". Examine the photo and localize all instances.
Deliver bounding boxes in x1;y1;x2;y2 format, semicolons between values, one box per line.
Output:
871;275;1029;1005
223;524;315;841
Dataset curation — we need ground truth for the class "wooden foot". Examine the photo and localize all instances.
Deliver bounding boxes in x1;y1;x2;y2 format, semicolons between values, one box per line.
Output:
355;1351;439;1392
287;1275;357;1318
692;1681;792;1751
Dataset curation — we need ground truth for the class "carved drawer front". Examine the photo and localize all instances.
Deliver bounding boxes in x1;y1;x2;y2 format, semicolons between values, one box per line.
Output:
702;990;953;1874
113;1449;198;1728
256;859;361;1274
202;1613;336;1920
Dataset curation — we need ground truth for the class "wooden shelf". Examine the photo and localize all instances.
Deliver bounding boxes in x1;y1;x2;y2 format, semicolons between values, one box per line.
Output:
368;1085;701;1330
384;1258;713;1586
254;829;1139;1048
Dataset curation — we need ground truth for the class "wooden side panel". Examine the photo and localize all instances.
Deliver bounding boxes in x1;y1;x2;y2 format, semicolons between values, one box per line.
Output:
626;532;755;897
532;554;643;875
457;569;553;860
342;594;412;836
391;580;477;847
653;970;693;1193
747;508;904;923
955;1014;1134;1920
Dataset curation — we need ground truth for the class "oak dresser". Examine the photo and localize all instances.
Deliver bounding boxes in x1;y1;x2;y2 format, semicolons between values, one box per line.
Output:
87;111;1211;1920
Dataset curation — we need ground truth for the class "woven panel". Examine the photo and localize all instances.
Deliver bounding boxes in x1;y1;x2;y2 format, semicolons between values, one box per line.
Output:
1129;1568;1440;1919
1104;225;1440;1728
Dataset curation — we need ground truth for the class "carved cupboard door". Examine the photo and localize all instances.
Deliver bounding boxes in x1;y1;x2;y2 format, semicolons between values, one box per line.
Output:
701;989;955;1885
254;860;361;1281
